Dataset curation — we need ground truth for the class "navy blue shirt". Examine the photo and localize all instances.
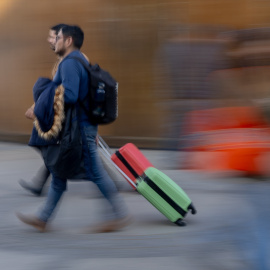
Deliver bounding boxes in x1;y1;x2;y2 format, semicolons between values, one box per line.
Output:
53;50;91;125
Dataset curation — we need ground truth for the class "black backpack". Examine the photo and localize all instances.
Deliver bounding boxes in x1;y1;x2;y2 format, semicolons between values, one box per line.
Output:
71;56;118;125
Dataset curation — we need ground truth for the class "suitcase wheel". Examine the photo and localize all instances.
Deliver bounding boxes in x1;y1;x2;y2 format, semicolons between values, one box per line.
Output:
188;203;197;215
175;219;186;227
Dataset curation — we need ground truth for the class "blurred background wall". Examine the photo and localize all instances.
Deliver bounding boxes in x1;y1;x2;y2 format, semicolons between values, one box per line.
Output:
1;0;270;149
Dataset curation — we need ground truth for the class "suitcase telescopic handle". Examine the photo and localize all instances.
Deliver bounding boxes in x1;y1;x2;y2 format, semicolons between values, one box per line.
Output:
97;135;137;189
97;135;112;156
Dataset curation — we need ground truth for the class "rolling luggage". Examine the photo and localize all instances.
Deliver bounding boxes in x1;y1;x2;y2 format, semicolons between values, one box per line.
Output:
137;167;196;226
97;136;197;226
111;143;153;189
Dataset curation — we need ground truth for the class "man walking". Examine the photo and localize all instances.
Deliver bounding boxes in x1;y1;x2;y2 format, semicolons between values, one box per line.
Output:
19;24;67;196
17;25;130;233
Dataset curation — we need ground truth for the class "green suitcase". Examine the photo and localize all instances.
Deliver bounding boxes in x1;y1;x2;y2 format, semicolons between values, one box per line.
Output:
136;167;196;226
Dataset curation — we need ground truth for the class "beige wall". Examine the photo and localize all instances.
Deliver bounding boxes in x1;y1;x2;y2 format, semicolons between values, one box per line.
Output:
1;0;270;146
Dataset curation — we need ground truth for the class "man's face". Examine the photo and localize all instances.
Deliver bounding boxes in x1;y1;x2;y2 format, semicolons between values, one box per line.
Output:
54;30;68;57
47;30;57;51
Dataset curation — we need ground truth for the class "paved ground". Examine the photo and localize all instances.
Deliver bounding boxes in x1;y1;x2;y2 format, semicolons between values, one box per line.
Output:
0;142;269;270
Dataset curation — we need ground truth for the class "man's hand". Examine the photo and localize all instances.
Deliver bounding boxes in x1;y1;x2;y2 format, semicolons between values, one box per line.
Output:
25;104;35;120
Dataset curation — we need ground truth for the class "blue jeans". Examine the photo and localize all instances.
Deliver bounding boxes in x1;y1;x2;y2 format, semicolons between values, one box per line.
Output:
38;124;128;223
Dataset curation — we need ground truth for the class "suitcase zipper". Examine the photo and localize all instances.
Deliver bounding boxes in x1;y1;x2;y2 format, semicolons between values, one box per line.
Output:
115;151;139;179
142;176;187;217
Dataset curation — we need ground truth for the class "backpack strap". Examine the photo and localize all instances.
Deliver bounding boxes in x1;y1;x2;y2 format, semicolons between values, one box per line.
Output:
68;56;92;72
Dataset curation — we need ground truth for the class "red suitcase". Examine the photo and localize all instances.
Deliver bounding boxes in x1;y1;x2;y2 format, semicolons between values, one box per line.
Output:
111;143;154;189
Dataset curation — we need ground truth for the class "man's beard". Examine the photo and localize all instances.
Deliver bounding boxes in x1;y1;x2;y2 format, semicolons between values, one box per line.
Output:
56;48;66;57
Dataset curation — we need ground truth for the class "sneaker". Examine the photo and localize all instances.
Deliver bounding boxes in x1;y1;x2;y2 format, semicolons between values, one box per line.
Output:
19;179;42;196
16;212;47;232
86;215;132;233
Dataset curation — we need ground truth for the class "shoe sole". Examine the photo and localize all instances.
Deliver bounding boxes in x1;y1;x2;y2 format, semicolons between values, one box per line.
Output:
85;215;132;234
16;213;46;233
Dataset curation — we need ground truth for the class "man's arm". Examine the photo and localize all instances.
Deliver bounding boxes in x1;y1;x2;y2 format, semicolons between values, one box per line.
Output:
60;59;81;104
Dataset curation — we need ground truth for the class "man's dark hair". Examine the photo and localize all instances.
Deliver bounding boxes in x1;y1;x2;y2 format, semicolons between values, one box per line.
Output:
50;24;68;35
61;25;84;49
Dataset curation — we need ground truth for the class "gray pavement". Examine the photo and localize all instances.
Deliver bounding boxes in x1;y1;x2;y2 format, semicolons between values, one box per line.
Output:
0;142;269;270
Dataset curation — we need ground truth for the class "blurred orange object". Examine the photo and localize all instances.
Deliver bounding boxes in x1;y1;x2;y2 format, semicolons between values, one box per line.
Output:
185;106;266;134
184;106;270;176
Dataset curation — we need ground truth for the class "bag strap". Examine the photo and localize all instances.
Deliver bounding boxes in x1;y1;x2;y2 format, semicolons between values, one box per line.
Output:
68;56;92;73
